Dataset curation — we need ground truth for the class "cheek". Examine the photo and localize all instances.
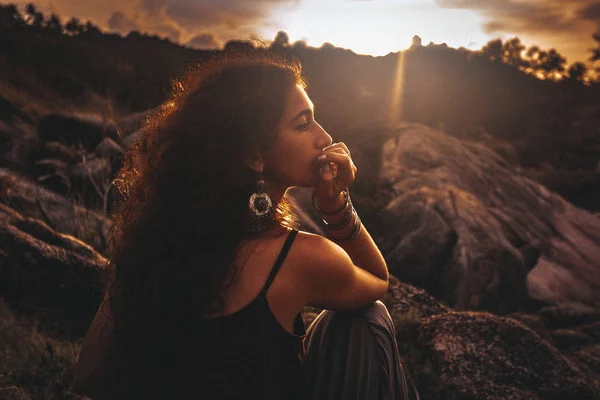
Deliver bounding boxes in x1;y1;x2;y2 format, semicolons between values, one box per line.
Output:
270;147;315;184
267;132;318;183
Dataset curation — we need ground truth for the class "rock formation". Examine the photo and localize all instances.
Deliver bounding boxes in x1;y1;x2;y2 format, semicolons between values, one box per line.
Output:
382;275;600;398
377;123;600;314
0;203;108;337
0;168;110;254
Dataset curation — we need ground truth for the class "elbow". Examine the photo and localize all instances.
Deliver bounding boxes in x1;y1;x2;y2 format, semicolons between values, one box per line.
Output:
379;256;389;283
380;269;389;288
376;276;389;300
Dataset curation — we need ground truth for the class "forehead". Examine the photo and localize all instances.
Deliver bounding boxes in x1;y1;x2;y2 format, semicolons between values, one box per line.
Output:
283;85;314;117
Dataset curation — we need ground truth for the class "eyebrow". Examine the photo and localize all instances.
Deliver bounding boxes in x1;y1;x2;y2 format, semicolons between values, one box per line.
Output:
291;108;314;122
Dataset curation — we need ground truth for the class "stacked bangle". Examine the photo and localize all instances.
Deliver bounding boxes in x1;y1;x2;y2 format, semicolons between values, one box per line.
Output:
332;212;362;242
313;189;363;242
322;201;353;231
312;190;349;215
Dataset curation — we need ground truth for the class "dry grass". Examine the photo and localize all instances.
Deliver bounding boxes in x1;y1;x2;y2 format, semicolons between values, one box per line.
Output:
0;79;55;118
0;300;84;400
0;59;126;122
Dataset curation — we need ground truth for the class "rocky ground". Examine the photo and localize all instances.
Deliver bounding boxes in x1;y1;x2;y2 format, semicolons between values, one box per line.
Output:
1;95;599;399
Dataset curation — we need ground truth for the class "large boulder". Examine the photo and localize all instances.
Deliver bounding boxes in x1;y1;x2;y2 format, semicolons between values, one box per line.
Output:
509;303;600;392
381;275;600;398
0;203;107;337
0;168;110;254
413;311;598;399
382;275;451;321
378;123;600;314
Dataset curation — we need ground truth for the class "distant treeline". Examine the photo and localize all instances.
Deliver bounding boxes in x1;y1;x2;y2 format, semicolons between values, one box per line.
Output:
1;3;600;175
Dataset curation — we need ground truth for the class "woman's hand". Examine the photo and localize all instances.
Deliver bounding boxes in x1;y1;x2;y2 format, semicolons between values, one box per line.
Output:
313;142;357;210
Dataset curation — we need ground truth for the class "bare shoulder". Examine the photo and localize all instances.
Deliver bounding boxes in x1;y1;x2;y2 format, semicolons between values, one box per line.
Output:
288;230;388;310
291;230;352;268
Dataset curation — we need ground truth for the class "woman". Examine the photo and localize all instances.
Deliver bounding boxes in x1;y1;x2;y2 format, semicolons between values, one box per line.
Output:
73;51;408;399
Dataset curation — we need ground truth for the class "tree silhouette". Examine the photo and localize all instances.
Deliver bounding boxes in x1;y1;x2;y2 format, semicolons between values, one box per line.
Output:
481;39;503;62
81;20;101;37
481;37;529;70
523;46;546;78
502;37;526;68
65;17;83;36
24;3;43;28
590;32;600;62
292;40;307;50
0;4;23;29
272;31;290;47
224;39;254;53
567;62;588;83
589;32;600;81
45;13;62;34
411;35;422;48
539;48;566;81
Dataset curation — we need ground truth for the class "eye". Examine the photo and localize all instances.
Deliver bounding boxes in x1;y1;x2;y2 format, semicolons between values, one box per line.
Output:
297;121;311;131
297;116;313;131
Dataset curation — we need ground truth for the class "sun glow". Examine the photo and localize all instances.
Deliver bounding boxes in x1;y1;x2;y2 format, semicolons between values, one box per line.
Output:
390;52;406;126
269;0;492;56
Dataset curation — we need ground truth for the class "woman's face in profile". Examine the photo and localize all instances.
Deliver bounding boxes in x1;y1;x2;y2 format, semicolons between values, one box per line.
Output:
265;85;333;188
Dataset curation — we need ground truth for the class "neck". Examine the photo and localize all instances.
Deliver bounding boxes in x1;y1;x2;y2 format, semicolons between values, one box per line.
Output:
266;183;289;204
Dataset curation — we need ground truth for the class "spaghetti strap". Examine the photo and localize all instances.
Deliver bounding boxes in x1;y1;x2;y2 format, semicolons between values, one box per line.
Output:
261;229;298;295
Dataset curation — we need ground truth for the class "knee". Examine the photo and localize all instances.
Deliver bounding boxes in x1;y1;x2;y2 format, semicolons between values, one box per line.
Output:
331;301;393;329
359;300;393;327
357;300;389;318
308;301;392;333
364;300;388;314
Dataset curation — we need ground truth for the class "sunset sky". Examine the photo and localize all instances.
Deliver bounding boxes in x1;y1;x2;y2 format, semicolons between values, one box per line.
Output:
6;0;600;64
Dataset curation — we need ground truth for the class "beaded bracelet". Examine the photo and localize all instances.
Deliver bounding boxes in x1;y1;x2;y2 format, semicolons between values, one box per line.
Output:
330;211;362;242
312;190;349;215
322;200;354;231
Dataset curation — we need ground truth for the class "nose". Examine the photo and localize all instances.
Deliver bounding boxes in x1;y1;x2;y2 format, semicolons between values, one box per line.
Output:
314;121;333;149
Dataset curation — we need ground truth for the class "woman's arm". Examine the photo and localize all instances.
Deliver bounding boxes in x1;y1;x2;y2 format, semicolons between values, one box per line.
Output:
295;228;388;311
73;298;114;399
313;142;388;281
297;142;389;310
316;190;388;282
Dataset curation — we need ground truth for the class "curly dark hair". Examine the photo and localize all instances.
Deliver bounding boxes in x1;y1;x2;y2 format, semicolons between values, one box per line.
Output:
104;51;305;397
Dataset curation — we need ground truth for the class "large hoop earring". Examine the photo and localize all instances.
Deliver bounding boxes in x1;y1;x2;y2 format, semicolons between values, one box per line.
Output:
248;177;274;233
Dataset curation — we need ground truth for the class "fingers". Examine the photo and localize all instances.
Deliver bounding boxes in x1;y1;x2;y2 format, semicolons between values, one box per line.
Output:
315;152;356;175
316;152;351;168
323;142;351;156
314;163;335;197
314;142;356;198
315;153;356;190
318;142;353;166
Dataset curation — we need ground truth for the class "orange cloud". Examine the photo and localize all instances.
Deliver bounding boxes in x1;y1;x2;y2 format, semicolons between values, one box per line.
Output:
436;0;600;62
12;0;296;47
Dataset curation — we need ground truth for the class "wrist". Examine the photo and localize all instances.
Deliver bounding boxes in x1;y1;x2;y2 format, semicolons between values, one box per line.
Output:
313;190;363;243
328;208;362;242
312;190;347;215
